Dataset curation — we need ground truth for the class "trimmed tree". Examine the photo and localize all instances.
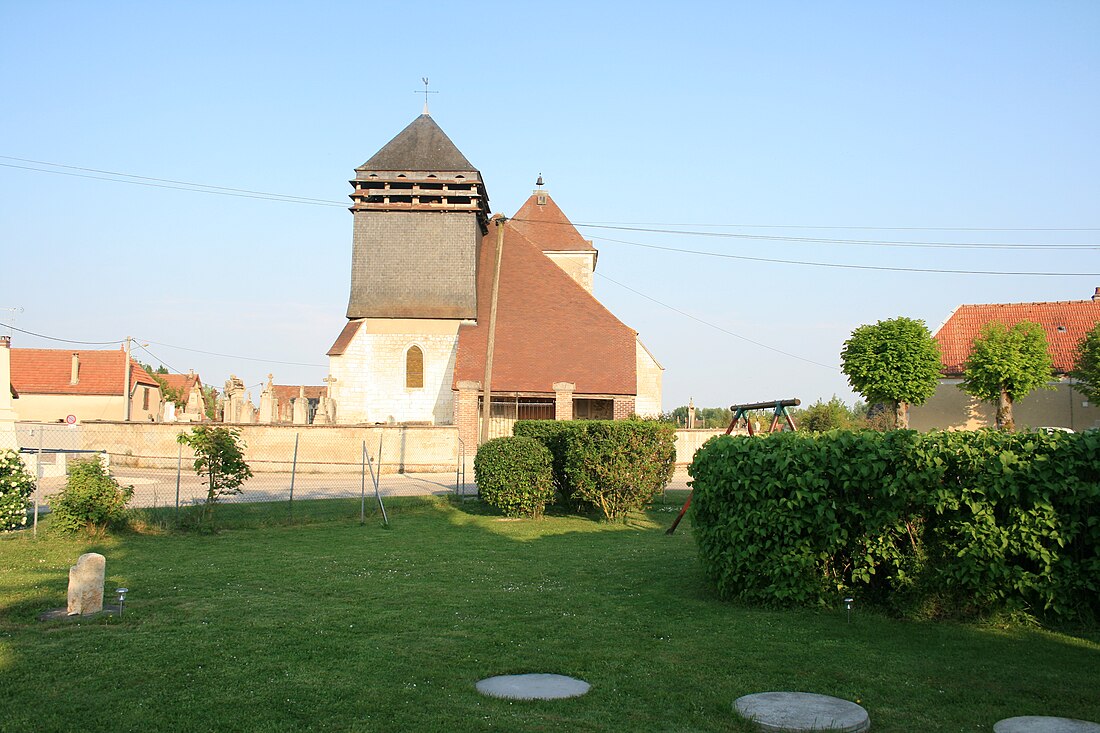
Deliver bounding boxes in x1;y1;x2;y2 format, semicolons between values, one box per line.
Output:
177;426;252;524
1069;321;1100;403
840;317;942;429
959;321;1053;431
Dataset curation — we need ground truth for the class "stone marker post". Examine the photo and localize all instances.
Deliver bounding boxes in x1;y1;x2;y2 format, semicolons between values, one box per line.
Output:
67;553;106;616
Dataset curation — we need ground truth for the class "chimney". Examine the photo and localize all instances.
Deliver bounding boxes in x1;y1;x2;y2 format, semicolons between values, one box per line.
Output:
0;336;9;349
70;353;80;385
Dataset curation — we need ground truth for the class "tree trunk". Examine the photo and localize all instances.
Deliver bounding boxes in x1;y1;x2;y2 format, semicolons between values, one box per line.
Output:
895;400;909;429
996;388;1015;431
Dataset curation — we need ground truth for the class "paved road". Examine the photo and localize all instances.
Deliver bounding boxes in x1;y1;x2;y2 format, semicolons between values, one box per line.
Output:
29;465;693;511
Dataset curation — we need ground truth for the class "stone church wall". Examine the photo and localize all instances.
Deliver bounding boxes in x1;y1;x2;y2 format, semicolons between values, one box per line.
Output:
634;339;663;418
330;318;460;425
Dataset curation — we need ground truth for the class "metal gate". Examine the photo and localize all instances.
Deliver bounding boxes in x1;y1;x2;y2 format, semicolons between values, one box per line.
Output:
479;396;555;440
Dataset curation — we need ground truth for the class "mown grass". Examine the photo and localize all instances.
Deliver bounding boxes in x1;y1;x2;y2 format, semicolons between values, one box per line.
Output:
1;493;1097;732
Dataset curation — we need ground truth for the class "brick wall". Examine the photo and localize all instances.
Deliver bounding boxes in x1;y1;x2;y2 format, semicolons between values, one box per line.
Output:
454;380;480;449
553;381;575;420
613;397;635;420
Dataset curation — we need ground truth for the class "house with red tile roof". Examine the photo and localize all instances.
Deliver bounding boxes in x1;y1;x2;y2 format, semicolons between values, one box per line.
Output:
325;113;662;442
159;371;208;421
910;288;1100;431
8;344;162;423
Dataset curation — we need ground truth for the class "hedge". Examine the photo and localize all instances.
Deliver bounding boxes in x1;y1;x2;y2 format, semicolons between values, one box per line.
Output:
474;437;555;518
690;429;1100;623
515;420;676;520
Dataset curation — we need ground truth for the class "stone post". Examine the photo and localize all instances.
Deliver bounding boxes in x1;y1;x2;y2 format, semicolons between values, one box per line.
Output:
0;336;18;450
553;381;575;421
292;386;309;425
454;380;481;449
257;374;277;424
67;552;105;616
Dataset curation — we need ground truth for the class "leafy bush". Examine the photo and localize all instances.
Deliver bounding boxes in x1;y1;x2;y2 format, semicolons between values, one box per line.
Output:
178;426;252;525
474;437;555;518
0;449;35;532
690;429;1100;623
517;420;676;521
49;457;133;534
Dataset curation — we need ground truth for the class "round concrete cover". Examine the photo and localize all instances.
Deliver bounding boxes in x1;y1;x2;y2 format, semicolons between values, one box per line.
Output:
476;673;591;701
994;717;1100;733
734;692;870;733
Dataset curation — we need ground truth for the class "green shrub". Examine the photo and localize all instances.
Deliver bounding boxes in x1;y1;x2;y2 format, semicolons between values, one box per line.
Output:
517;420;675;521
0;449;35;532
474;437;555;518
689;429;1100;623
49;457;133;534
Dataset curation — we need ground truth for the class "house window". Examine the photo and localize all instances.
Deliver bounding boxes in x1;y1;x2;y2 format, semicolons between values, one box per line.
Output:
142;387;150;410
406;346;424;389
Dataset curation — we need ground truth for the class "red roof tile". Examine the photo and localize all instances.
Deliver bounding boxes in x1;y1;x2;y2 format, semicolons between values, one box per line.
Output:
510;193;594;252
160;372;202;397
935;295;1100;375
326;321;362;356
453;221;636;394
273;385;327;403
10;348;160;396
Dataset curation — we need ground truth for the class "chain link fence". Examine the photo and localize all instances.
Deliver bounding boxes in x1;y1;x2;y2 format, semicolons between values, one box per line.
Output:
16;422;475;525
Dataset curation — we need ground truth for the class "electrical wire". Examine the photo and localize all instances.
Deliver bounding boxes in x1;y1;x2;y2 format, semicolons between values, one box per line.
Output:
595;273;840;371
138;338;328;368
575;220;1100;233
591;235;1100;277
0;322;125;345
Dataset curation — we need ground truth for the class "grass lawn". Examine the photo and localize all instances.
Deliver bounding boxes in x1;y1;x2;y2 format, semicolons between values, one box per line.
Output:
2;494;1098;732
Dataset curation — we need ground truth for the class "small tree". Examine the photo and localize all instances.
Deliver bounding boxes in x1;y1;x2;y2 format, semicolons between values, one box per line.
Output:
959;321;1053;431
49;457;133;534
795;396;864;432
1069;322;1100;403
840;317;942;429
177;426;252;524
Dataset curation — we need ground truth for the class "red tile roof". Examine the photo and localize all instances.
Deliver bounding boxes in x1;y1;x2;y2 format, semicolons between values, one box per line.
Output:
935;294;1100;375
10;348;160;396
453;221;636;395
326;321;362;356
510;193;594;252
273;385;327;403
160;372;202;398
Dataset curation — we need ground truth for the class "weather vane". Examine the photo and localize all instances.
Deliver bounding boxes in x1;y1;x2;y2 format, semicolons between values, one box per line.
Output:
416;77;439;114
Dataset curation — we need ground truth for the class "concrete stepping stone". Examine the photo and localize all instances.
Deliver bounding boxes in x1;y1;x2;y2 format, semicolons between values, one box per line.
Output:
994;717;1100;733
476;673;590;701
734;691;870;733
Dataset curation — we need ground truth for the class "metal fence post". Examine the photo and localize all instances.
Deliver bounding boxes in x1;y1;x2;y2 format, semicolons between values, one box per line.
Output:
360;440;366;524
288;432;299;518
175;442;182;524
33;428;42;538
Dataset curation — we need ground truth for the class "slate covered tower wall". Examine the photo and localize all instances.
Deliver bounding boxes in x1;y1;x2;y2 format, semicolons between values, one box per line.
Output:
346;114;490;320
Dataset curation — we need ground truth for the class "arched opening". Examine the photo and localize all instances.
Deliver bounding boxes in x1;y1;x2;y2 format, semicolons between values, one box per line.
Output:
406;345;424;389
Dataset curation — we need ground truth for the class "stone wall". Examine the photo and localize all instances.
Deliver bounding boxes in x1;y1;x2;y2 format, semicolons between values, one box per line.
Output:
329;318;460;425
910;378;1100;432
75;421;459;473
542;251;596;293
634;339;663;418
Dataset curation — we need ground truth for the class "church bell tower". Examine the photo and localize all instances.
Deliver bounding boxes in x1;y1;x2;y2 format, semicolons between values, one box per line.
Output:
346;114;490;319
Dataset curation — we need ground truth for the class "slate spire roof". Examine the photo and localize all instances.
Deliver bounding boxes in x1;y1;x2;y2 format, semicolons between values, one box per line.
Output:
357;114;479;173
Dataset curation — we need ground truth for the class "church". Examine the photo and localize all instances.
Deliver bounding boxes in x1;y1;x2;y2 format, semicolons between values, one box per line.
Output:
325;112;662;444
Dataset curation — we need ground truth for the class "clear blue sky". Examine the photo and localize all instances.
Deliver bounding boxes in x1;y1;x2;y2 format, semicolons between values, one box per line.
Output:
2;1;1098;411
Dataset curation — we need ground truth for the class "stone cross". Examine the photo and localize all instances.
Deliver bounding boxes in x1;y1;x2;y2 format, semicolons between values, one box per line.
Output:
67;552;105;616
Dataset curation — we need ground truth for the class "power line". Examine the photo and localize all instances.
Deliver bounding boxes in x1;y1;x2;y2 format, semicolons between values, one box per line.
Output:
576;220;1100;233
4;156;1097;236
592;235;1100;277
139;338;328;368
509;218;1099;251
133;343;187;376
0;322;125;346
0;161;346;208
595;272;839;371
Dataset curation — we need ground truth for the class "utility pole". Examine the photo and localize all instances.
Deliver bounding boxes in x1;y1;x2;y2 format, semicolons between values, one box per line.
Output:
480;215;507;445
124;336;132;421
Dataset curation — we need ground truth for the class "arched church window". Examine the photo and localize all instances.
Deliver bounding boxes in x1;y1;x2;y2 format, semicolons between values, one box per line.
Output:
406;346;424;389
